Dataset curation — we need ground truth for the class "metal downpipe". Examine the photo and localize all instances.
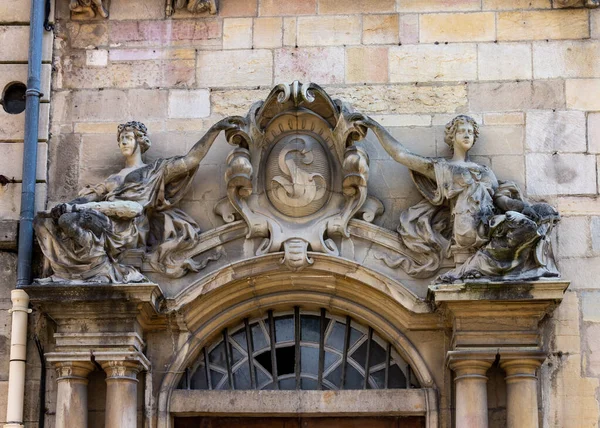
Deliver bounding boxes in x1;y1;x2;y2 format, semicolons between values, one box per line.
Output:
17;0;45;287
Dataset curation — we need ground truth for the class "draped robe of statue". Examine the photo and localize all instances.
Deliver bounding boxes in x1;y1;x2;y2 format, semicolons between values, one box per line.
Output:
34;156;208;283
384;158;560;281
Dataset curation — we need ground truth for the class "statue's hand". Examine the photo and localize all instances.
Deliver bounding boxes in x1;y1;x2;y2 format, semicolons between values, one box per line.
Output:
211;116;246;133
50;203;75;220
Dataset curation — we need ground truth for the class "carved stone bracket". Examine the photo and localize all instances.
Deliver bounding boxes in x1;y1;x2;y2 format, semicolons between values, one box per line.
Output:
69;0;110;20
217;81;381;271
166;0;217;16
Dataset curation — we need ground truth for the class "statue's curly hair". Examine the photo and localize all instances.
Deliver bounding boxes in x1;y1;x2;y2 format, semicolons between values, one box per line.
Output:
444;115;479;151
117;121;152;154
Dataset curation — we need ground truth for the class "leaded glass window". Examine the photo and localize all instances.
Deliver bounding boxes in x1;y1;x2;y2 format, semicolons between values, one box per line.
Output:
178;308;420;391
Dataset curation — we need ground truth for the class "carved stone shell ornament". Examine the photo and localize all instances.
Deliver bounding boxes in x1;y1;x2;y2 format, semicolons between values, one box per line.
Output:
216;81;382;271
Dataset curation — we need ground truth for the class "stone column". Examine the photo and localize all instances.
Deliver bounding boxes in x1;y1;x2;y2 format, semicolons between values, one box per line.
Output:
101;361;143;428
447;351;495;428
500;353;545;428
54;361;95;428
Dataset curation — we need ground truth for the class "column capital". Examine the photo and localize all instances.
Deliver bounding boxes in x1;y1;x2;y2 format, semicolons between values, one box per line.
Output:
447;350;496;378
101;360;144;382
500;350;546;381
53;361;95;383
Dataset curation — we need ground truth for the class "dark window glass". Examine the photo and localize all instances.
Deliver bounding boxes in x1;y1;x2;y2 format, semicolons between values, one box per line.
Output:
324;351;340;371
344;363;364;390
301;378;318;390
370;369;385;389
350;340;368;368
325;363;342;388
369;342;387;367
300;346;319;375
325;321;345;350
301;315;321;342
275;346;295;375
230;344;244;365
279;377;296;390
233;364;252;390
275;315;294;343
231;329;247;350
210;370;224;389
255;365;271;388
209;342;227;367
190;366;208;390
388;364;407;389
255;350;272;374
251;323;268;352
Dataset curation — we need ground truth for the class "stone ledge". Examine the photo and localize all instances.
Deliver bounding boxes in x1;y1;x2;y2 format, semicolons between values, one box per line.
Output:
428;279;569;303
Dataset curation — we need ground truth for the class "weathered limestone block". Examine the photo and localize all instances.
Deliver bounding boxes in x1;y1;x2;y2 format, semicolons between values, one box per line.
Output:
397;0;480;12
223;17;253;49
399;14;419;44
0;143;47;182
259;0;316;16
297;16;361;46
533;41;600;79
566;79;600;110
526;153;596;195
197;50;273;87
108;19;221;48
109;0;164;20
588;113;600;153
470;126;524;155
478;43;532;81
468;81;565;111
525;111;586;153
48;134;81;205
327;85;468;114
389;44;477;83
66;22;108;49
345;46;388;84
420;12;495;43
582;290;600;322
319;0;394;14
0;104;50;141
253;17;283;48
85;49;108;67
483;113;524;126
0;64;51;102
274;47;344;85
168;89;210;119
497;10;589;41
0;25;52;62
482;0;551;9
219;0;257;17
0;183;47;220
491;155;525;190
590;216;600;253
283;17;297;46
0;0;32;22
558;216;590;258
363;14;398;45
210;89;271;117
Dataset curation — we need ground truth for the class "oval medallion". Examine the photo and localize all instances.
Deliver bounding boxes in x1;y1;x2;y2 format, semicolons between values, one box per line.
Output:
266;134;331;217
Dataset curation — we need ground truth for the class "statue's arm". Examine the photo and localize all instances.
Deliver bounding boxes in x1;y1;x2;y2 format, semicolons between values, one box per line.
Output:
361;117;436;180
166;117;245;181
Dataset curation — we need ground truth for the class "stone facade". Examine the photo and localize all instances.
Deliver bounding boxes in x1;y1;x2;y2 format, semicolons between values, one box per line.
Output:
1;1;600;428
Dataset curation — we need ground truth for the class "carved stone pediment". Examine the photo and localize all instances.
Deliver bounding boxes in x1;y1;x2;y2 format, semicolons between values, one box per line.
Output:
217;81;381;271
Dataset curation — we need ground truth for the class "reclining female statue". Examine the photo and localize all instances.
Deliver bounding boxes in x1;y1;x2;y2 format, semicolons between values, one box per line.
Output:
357;114;560;282
34;118;240;283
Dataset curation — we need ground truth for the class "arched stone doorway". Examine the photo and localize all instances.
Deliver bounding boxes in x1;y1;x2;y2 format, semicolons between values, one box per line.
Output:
156;254;442;428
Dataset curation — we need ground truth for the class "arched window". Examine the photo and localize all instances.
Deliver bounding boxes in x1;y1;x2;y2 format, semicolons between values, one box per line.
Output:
178;308;421;391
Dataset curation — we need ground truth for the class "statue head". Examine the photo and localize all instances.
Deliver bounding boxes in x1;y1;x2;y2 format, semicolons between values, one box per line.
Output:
117;121;151;154
444;115;479;152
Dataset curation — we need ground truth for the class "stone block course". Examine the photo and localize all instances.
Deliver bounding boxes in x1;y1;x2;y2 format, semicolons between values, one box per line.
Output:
259;0;316;16
389;44;477;83
274;47;345;85
0;25;53;62
468;81;565;112
362;14;398;45
0;64;52;102
168;89;211;118
297;16;361;46
210;89;271;117
526;153;596;195
470;126;524;156
478;43;532;81
0;104;50;141
533;41;600;79
558;216;591;258
566;79;600;111
0;0;32;23
223;17;253;49
108;48;195;61
108;19;221;48
420;12;495;43
0;143;47;181
397;0;481;12
66;22;109;49
0;183;47;220
483;112;524;125
109;0;164;20
327;84;467;114
197;50;273;88
589;113;600;153
497;10;589;41
399;14;419;44
346;46;388;84
525;110;586;153
254;17;283;48
318;0;395;14
482;0;551;9
491;155;525;190
219;0;258;16
283;17;297;46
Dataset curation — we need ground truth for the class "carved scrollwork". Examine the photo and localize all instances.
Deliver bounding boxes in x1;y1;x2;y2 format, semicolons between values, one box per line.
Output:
218;81;382;271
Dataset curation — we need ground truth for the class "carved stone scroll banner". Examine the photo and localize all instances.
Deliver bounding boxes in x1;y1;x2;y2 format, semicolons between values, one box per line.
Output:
217;81;380;271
